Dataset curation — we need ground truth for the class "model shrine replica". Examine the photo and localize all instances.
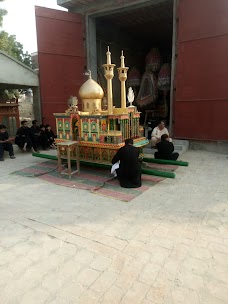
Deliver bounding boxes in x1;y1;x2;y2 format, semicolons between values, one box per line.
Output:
33;47;188;180
54;48;149;164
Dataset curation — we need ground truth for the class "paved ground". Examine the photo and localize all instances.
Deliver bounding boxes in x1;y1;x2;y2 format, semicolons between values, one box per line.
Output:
0;150;228;304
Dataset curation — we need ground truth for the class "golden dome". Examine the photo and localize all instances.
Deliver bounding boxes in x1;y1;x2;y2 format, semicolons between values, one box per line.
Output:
79;76;104;100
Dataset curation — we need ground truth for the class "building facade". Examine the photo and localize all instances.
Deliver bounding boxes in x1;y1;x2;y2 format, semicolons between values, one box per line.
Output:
35;0;228;141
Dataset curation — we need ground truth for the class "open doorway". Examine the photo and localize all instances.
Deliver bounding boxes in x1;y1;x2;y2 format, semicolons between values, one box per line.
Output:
89;0;174;138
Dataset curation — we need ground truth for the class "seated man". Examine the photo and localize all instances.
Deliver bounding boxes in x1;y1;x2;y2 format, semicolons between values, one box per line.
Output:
15;120;37;152
46;124;56;149
39;125;49;150
30;119;40;151
0;125;16;161
111;138;142;188
151;121;172;148
155;134;179;161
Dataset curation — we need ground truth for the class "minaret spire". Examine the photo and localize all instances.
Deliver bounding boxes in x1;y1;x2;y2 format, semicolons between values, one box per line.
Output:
102;46;115;114
118;50;129;110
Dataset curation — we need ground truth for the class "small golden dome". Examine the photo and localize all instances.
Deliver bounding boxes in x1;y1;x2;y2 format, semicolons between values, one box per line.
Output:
79;74;104;100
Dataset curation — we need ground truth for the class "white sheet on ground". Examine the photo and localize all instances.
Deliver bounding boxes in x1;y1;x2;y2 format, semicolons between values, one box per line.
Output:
111;161;120;177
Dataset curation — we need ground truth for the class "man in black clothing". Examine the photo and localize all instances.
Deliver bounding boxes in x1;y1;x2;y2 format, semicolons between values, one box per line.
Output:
39;125;49;150
112;138;142;188
46;124;56;148
155;134;179;161
0;125;15;161
30;120;40;151
15;120;36;152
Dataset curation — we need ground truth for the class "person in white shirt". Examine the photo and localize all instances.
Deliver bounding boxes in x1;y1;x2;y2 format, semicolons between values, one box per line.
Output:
151;121;172;148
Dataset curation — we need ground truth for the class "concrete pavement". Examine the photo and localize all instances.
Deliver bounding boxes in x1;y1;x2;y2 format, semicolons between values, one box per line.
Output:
0;150;228;303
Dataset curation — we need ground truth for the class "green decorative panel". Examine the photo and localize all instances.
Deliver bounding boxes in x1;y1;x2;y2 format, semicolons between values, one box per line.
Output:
82;121;89;132
109;119;114;131
90;118;98;133
58;120;63;130
65;120;70;130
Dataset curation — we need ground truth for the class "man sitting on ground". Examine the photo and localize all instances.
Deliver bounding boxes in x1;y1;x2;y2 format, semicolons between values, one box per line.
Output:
0;125;16;161
39;125;49;150
111;138;142;188
46;124;56;149
155;134;179;161
15;120;37;152
151;121;172;148
30;119;40;151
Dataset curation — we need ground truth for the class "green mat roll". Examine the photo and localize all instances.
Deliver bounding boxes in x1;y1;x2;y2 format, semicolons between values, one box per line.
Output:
32;153;175;178
79;161;175;179
32;152;57;160
143;157;189;167
32;153;111;168
142;168;175;178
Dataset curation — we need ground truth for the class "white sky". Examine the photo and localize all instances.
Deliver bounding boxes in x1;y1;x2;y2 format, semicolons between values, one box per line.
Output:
1;0;67;54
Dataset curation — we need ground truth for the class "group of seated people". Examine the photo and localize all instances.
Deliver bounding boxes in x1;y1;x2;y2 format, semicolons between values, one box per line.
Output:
0;120;55;161
111;121;179;189
15;120;56;153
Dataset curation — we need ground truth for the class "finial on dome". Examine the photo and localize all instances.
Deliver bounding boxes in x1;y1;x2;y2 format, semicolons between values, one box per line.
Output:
85;70;92;79
120;50;125;68
106;46;111;65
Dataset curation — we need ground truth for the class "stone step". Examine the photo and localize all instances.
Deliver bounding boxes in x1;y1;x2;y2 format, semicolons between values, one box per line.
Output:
143;139;189;156
174;145;184;151
144;148;184;155
173;140;189;148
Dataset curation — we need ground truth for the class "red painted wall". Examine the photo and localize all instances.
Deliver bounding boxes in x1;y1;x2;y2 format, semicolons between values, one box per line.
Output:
174;0;228;140
35;6;85;129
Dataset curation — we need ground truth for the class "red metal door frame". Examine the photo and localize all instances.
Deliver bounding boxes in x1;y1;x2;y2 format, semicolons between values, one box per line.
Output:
35;6;86;130
173;0;228;141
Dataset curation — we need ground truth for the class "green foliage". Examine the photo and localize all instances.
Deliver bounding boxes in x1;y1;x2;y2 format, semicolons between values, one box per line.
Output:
0;31;33;67
0;89;21;101
0;0;7;27
22;51;33;68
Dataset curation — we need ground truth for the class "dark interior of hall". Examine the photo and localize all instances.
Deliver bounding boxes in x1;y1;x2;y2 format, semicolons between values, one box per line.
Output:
95;0;174;128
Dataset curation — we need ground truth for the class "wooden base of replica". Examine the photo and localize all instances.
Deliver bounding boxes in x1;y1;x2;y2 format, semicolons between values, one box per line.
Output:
54;110;148;165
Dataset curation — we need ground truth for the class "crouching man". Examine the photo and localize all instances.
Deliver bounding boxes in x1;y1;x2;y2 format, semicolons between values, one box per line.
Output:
0;124;16;161
15;120;37;152
155;134;179;161
111;138;142;188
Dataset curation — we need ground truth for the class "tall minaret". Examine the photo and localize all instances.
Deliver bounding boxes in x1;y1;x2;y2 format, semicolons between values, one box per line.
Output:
117;50;129;110
102;47;115;114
